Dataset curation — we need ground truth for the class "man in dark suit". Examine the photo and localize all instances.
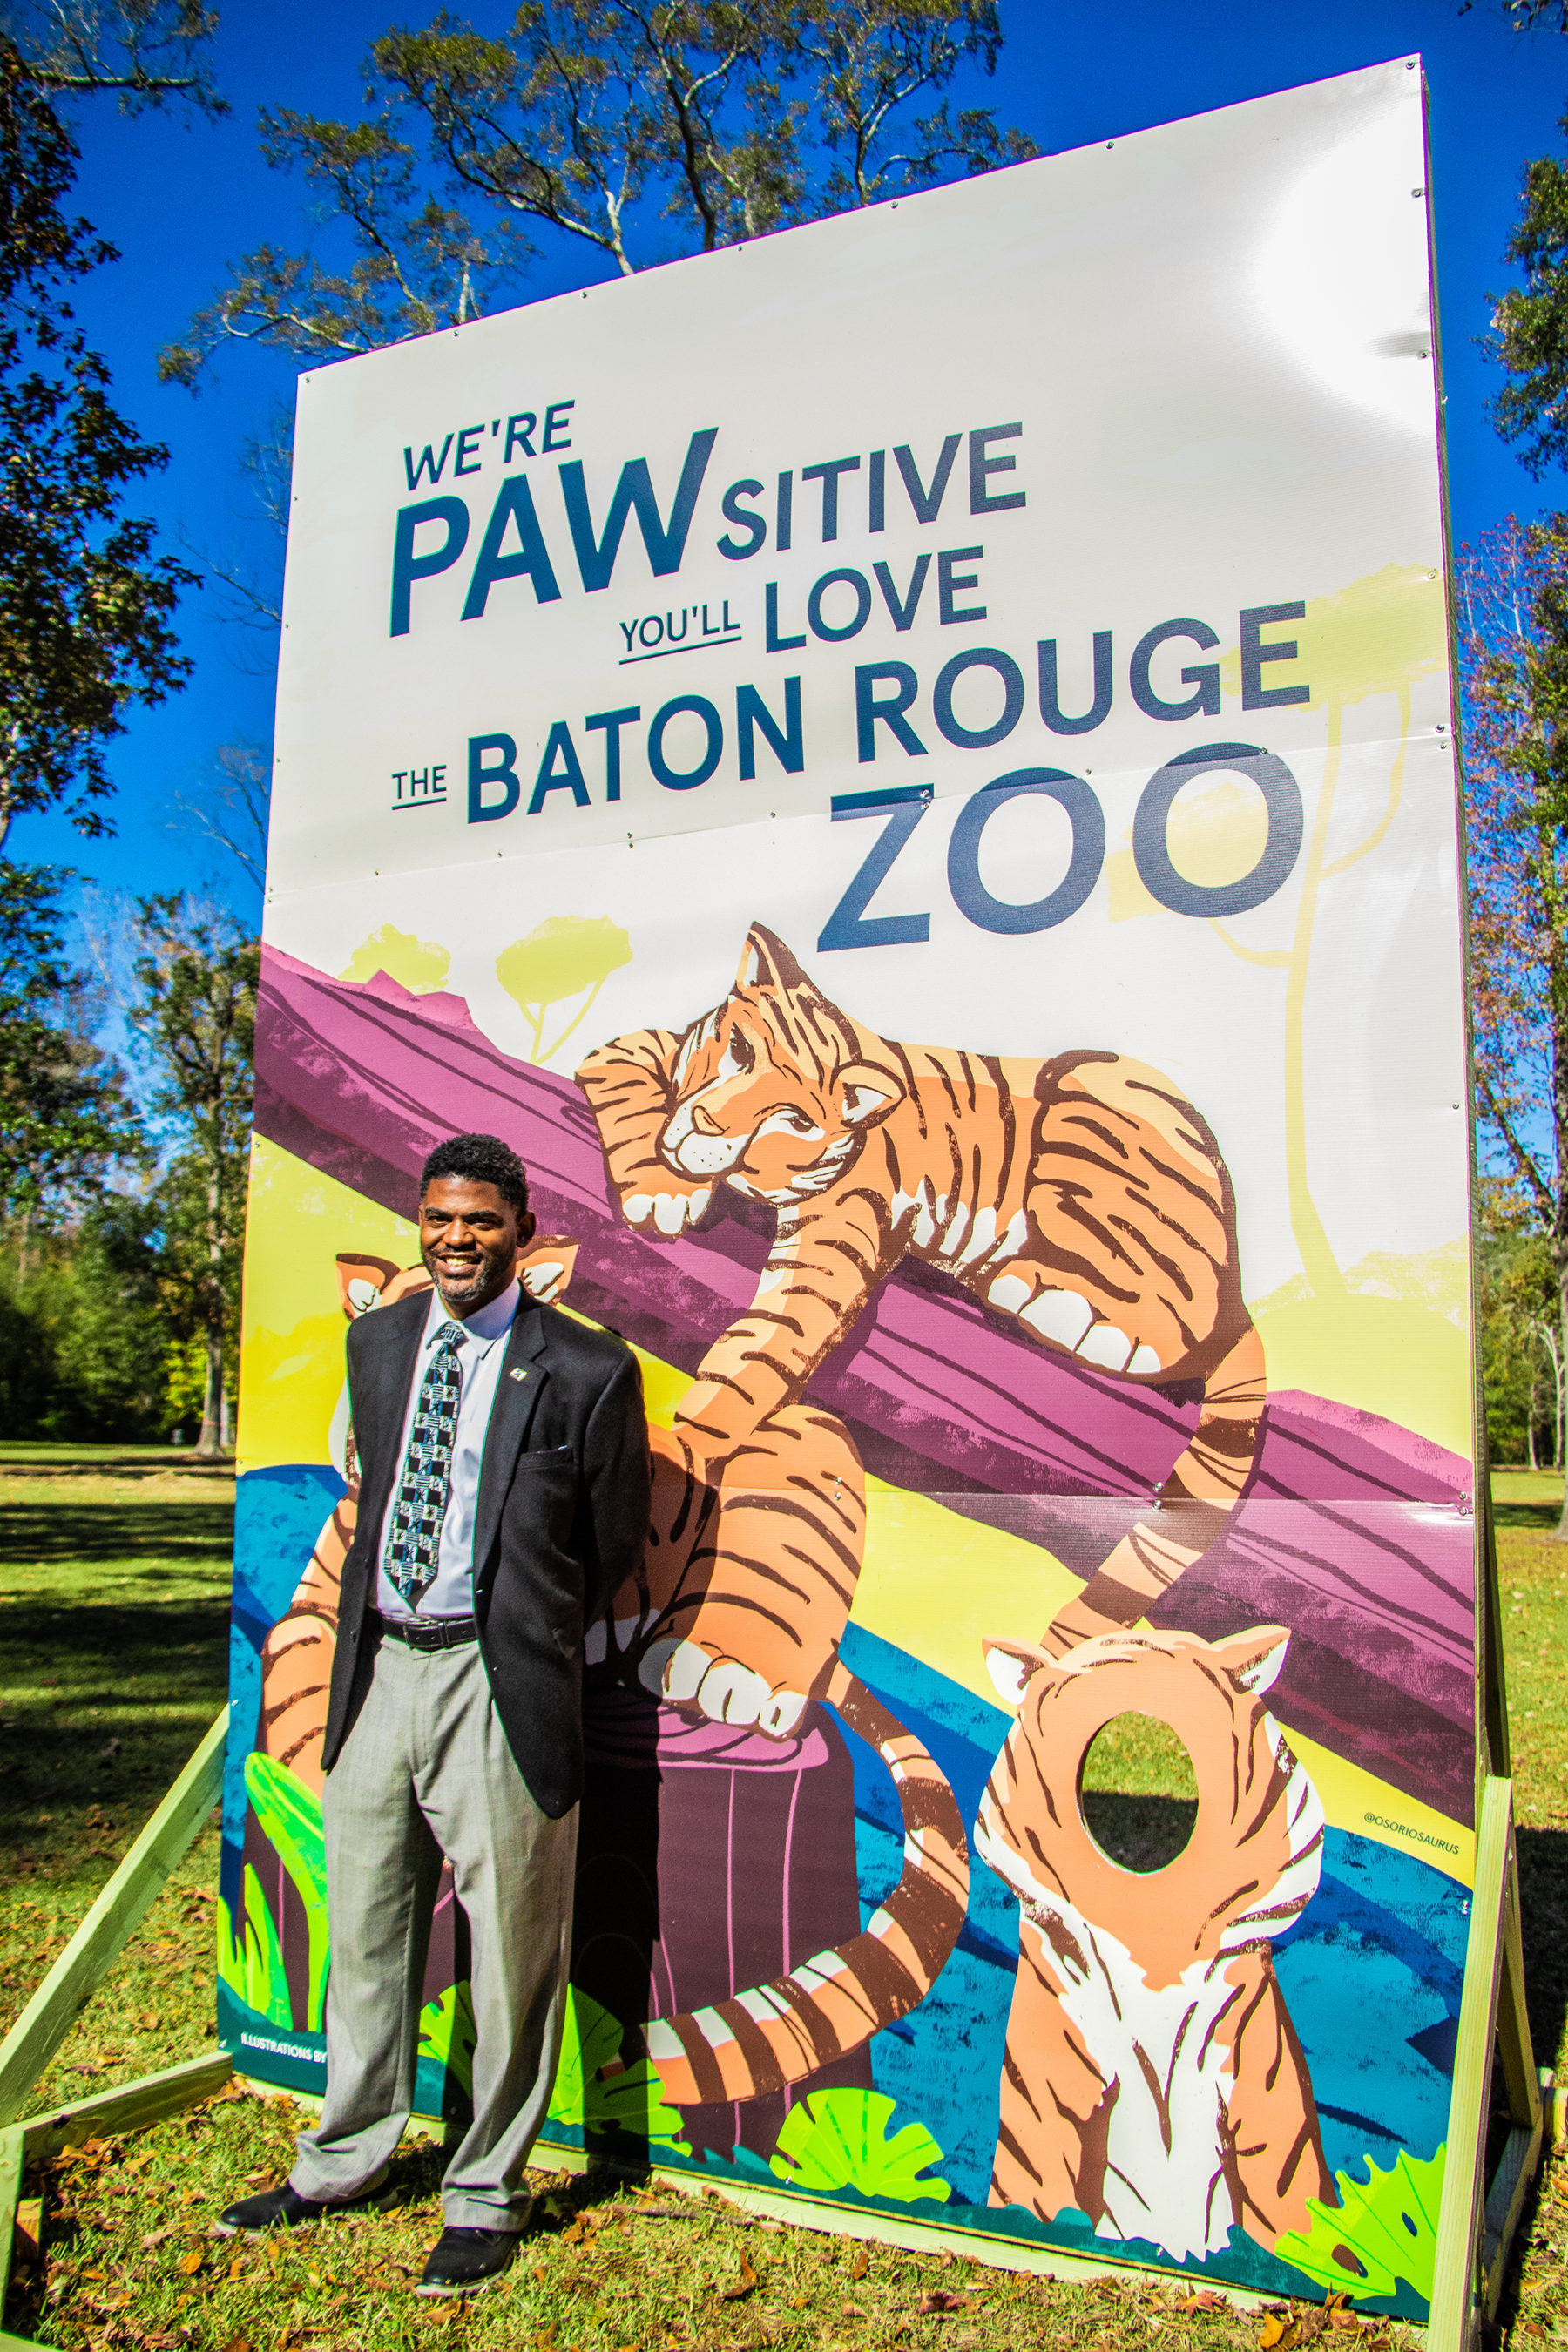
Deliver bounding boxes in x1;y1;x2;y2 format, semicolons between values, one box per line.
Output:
220;1132;650;2295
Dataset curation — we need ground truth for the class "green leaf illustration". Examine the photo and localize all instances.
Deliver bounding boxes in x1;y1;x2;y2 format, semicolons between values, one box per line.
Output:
217;1867;291;2028
1274;2144;1444;2304
244;1752;329;2030
769;2089;952;2205
546;1985;686;2146
419;1980;477;2099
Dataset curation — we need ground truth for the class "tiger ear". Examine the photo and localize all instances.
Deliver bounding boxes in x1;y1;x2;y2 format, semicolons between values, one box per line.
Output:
836;1060;905;1127
1212;1625;1291;1694
736;923;808;997
984;1637;1056;1708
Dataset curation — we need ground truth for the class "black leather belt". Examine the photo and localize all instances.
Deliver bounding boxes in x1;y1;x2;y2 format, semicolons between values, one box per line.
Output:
377;1613;478;1652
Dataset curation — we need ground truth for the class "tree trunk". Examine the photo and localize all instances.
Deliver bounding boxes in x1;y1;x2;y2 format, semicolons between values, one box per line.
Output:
1529;1370;1539;1471
196;1152;227;1460
197;1322;225;1458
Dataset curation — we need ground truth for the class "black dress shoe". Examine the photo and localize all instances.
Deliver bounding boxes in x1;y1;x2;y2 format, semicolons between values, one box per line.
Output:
215;2173;393;2235
416;2226;520;2295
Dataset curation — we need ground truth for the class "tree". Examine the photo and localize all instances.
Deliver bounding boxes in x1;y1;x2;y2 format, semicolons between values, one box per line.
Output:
127;896;258;1457
159;1;1033;382
2;0;224;111
0;36;199;847
168;739;272;893
1456;515;1568;1526
0;859;140;1245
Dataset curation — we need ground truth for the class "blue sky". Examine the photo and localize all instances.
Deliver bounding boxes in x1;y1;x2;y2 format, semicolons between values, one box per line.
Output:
15;0;1568;923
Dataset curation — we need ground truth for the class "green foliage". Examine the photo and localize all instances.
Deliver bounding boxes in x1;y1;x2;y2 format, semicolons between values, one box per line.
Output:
0;861;140;1221
1480;1197;1561;1464
126;895;259;1454
216;1866;293;2029
243;1753;329;2031
0;38;196;847
1274;2144;1443;2304
769;2088;951;2204
161;3;1035;380
546;1984;687;2146
496;916;632;1062
419;1979;477;2097
0;1206;181;1439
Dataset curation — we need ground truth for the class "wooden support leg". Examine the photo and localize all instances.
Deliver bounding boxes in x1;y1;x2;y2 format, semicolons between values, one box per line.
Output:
0;1708;229;2128
1429;1777;1543;2352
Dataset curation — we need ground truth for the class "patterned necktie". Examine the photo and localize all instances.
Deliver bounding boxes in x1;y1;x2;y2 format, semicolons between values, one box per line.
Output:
384;1321;465;1608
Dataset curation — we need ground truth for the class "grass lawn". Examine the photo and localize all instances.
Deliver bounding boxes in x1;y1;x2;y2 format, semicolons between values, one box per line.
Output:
2;1444;1563;2350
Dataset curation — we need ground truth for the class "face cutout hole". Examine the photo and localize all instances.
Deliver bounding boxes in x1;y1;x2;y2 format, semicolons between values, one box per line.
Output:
1078;1713;1198;1874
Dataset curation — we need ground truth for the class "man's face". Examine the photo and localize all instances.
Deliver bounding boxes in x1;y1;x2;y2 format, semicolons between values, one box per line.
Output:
418;1178;534;1315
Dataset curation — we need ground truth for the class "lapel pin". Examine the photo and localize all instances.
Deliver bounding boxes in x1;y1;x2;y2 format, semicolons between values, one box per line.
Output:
510;1368;529;1382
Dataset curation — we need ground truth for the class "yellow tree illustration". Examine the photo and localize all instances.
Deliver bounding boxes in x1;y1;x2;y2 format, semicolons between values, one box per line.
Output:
497;916;632;1064
1213;564;1444;1296
339;923;452;995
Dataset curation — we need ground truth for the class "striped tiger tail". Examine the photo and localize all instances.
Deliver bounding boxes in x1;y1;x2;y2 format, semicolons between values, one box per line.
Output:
637;1659;970;2106
1042;1321;1267;1655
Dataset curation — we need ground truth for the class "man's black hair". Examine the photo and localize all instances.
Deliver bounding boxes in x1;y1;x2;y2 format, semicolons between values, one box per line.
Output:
420;1132;529;1218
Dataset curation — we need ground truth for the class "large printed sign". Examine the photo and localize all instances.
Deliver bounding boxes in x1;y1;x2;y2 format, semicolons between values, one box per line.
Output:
229;55;1476;2314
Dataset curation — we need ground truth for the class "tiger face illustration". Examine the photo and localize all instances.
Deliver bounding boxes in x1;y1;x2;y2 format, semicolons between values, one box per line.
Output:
976;1625;1331;2261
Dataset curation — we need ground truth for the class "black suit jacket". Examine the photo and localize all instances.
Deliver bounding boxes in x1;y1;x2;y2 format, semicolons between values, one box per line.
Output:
321;1288;651;1818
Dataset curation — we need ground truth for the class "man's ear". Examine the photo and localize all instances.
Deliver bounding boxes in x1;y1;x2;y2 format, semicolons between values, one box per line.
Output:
336;1254;399;1318
983;1637;1056;1708
1212;1625;1291;1695
735;923;808;997
836;1061;905;1127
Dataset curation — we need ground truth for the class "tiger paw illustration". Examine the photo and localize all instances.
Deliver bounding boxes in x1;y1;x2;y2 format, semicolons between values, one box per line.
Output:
639;1633;811;1739
590;1408;867;1744
619;1176;713;1238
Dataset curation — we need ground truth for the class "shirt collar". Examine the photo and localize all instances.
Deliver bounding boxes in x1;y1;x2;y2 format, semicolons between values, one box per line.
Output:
422;1278;520;1356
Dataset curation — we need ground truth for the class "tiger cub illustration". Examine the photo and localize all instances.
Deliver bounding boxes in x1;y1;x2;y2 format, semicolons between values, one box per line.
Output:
578;923;1266;1735
256;1241;971;2106
976;1626;1331;2262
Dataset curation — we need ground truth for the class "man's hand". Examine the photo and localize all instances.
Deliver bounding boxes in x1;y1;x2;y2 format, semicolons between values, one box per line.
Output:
618;1178;713;1239
638;1634;808;1740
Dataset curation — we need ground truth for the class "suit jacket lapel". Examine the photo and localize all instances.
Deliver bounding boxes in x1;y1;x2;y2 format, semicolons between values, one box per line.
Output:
351;1297;428;1557
472;1300;549;1583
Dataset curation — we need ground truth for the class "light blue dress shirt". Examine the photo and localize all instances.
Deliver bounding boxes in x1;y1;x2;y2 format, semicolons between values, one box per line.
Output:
375;1280;520;1621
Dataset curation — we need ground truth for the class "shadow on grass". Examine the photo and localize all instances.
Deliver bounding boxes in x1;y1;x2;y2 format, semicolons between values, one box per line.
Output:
0;1588;233;1859
1518;1824;1568;2077
1494;1498;1566;1535
1078;1791;1198;1874
0;1499;234;1565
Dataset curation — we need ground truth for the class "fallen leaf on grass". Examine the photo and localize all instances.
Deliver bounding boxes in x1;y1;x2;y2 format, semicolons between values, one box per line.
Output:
1257;2317;1298;2352
841;2303;868;2320
850;2247;870;2281
917;2288;966;2315
178;2249;204;2275
721;2252;760;2301
1177;2291;1225;2314
221;2338;253;2352
140;2227;177;2250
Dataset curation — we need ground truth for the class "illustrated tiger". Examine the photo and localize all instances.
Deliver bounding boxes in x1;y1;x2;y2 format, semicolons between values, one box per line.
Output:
577;923;1266;1742
255;1240;971;2107
976;1625;1332;2261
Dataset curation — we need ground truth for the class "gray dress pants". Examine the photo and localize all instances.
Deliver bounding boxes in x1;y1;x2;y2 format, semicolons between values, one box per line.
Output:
290;1635;577;2230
